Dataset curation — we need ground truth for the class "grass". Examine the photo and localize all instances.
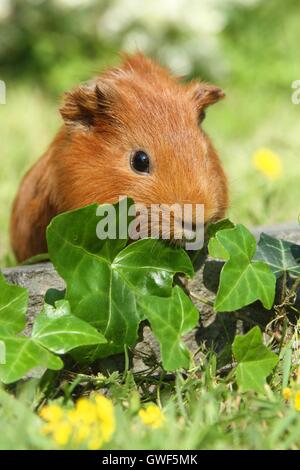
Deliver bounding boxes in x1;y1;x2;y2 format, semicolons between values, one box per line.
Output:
0;87;58;265
1;348;300;450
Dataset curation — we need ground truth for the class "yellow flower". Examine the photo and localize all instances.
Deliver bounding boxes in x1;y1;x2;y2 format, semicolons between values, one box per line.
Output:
52;421;72;446
95;394;116;442
39;394;115;449
139;404;165;429
252;148;283;179
72;422;91;444
75;397;97;425
294;390;300;411
39;404;64;423
40;404;72;446
282;387;292;400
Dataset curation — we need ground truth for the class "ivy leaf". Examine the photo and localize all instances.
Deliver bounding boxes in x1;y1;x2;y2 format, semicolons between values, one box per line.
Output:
0;274;59;384
209;224;276;311
0;295;106;383
232;326;279;393
0;334;63;384
47;203;195;364
0;271;28;334
254;232;300;278
32;300;107;354
207;219;235;261
140;286;199;370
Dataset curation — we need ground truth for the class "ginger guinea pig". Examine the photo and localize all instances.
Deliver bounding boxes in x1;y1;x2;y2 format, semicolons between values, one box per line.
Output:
10;53;228;262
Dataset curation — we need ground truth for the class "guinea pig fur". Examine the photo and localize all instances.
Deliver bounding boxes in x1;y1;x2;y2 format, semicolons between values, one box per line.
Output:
10;53;228;262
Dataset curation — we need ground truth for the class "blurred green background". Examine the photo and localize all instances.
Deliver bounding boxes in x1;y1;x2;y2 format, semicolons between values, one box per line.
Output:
0;0;299;266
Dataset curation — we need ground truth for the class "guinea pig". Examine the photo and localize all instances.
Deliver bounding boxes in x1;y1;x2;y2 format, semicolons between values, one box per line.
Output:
10;53;228;262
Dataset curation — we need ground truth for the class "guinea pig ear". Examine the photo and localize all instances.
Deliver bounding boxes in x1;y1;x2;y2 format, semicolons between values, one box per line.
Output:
60;82;112;129
189;82;225;117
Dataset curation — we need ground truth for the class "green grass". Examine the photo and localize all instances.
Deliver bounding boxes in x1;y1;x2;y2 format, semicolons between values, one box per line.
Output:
211;0;300;226
0;87;59;265
1;350;300;450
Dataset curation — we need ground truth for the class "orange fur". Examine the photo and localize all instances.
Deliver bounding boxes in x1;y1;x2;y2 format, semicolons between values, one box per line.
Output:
11;53;228;262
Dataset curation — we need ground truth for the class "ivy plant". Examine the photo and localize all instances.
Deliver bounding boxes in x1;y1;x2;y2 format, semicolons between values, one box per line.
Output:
0;273;106;383
232;326;279;393
0;201;299;389
46;202;198;368
208;224;276;312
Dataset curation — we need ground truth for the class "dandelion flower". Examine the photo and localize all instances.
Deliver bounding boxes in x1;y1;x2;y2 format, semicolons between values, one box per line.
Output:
139;404;165;429
252;148;283;180
282;387;292;401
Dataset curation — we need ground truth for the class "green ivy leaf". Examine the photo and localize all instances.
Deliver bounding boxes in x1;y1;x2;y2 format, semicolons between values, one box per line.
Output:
140;286;199;371
0;271;28;334
47;203;196;367
0;293;107;383
232;326;279;393
209;225;276;311
207;219;235;261
0;334;63;384
32;300;107;354
254;233;300;278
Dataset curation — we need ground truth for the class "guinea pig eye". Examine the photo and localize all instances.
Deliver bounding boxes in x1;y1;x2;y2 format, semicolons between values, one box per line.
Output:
131;150;150;174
